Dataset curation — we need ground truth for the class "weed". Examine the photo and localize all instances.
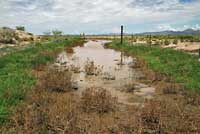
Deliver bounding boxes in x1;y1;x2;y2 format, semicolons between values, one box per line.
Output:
162;83;180;94
31;51;54;71
123;82;136;92
43;68;72;92
70;64;81;73
81;87;117;114
84;59;101;75
65;47;74;53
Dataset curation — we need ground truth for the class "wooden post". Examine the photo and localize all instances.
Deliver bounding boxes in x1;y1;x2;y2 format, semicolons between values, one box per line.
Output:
132;33;134;44
121;25;123;44
150;34;152;46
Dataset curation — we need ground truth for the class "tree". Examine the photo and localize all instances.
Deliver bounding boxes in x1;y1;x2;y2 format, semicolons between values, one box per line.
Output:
16;26;25;31
52;30;62;37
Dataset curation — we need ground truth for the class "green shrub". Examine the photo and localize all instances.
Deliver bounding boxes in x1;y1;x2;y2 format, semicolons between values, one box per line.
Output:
173;39;178;45
164;40;170;45
16;26;25;31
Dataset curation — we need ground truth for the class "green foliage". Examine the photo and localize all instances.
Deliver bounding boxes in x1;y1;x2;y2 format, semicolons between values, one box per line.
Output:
164;40;170;45
52;30;63;37
111;42;200;91
0;37;82;123
173;39;178;45
16;26;25;31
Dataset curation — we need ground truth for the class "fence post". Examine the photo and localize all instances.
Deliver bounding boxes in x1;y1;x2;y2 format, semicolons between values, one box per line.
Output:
121;25;123;44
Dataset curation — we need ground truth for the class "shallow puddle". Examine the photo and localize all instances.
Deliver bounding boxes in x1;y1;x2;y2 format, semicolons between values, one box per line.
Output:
55;40;155;105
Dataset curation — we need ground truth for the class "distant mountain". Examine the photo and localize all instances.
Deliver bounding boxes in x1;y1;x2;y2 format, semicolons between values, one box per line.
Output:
136;29;200;35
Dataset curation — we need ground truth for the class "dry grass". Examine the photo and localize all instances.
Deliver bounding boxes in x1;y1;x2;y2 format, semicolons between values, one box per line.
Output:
184;92;200;106
65;47;74;53
1;85;200;134
81;87;117;114
84;59;102;75
122;82;137;92
69;64;81;73
162;83;180;94
43;67;73;92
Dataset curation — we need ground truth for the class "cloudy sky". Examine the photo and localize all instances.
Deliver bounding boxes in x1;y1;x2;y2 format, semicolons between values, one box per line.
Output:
0;0;200;34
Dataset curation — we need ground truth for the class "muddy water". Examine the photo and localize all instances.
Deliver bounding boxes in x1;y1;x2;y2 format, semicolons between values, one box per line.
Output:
56;40;155;105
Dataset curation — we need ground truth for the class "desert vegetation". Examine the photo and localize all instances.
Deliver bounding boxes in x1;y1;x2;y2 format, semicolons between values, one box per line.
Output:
109;41;200;90
0;32;199;134
0;37;83;123
84;59;102;75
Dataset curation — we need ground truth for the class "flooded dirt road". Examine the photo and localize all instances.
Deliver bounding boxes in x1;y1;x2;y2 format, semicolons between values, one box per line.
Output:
55;40;155;105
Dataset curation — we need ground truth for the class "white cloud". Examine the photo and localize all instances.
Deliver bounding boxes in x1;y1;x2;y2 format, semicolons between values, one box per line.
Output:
157;24;177;31
184;24;200;30
157;24;200;31
0;0;200;34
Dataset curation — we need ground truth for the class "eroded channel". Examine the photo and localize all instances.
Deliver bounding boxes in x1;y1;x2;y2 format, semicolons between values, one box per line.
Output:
54;40;155;105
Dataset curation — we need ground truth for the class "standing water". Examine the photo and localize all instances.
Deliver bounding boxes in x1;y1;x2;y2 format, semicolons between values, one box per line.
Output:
55;40;155;105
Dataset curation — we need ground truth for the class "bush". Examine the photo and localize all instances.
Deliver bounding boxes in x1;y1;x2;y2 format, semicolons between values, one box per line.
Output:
173;39;178;45
31;52;54;71
84;59;101;75
43;68;72;92
16;26;25;31
81;87;117;113
164;40;170;45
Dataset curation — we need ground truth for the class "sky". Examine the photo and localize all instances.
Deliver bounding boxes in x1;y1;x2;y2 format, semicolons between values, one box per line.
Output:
0;0;200;35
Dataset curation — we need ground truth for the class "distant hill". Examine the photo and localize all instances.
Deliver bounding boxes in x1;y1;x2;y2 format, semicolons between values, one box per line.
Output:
136;29;200;35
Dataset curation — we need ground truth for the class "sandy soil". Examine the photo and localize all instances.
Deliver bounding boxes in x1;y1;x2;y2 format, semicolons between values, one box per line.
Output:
162;42;200;52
